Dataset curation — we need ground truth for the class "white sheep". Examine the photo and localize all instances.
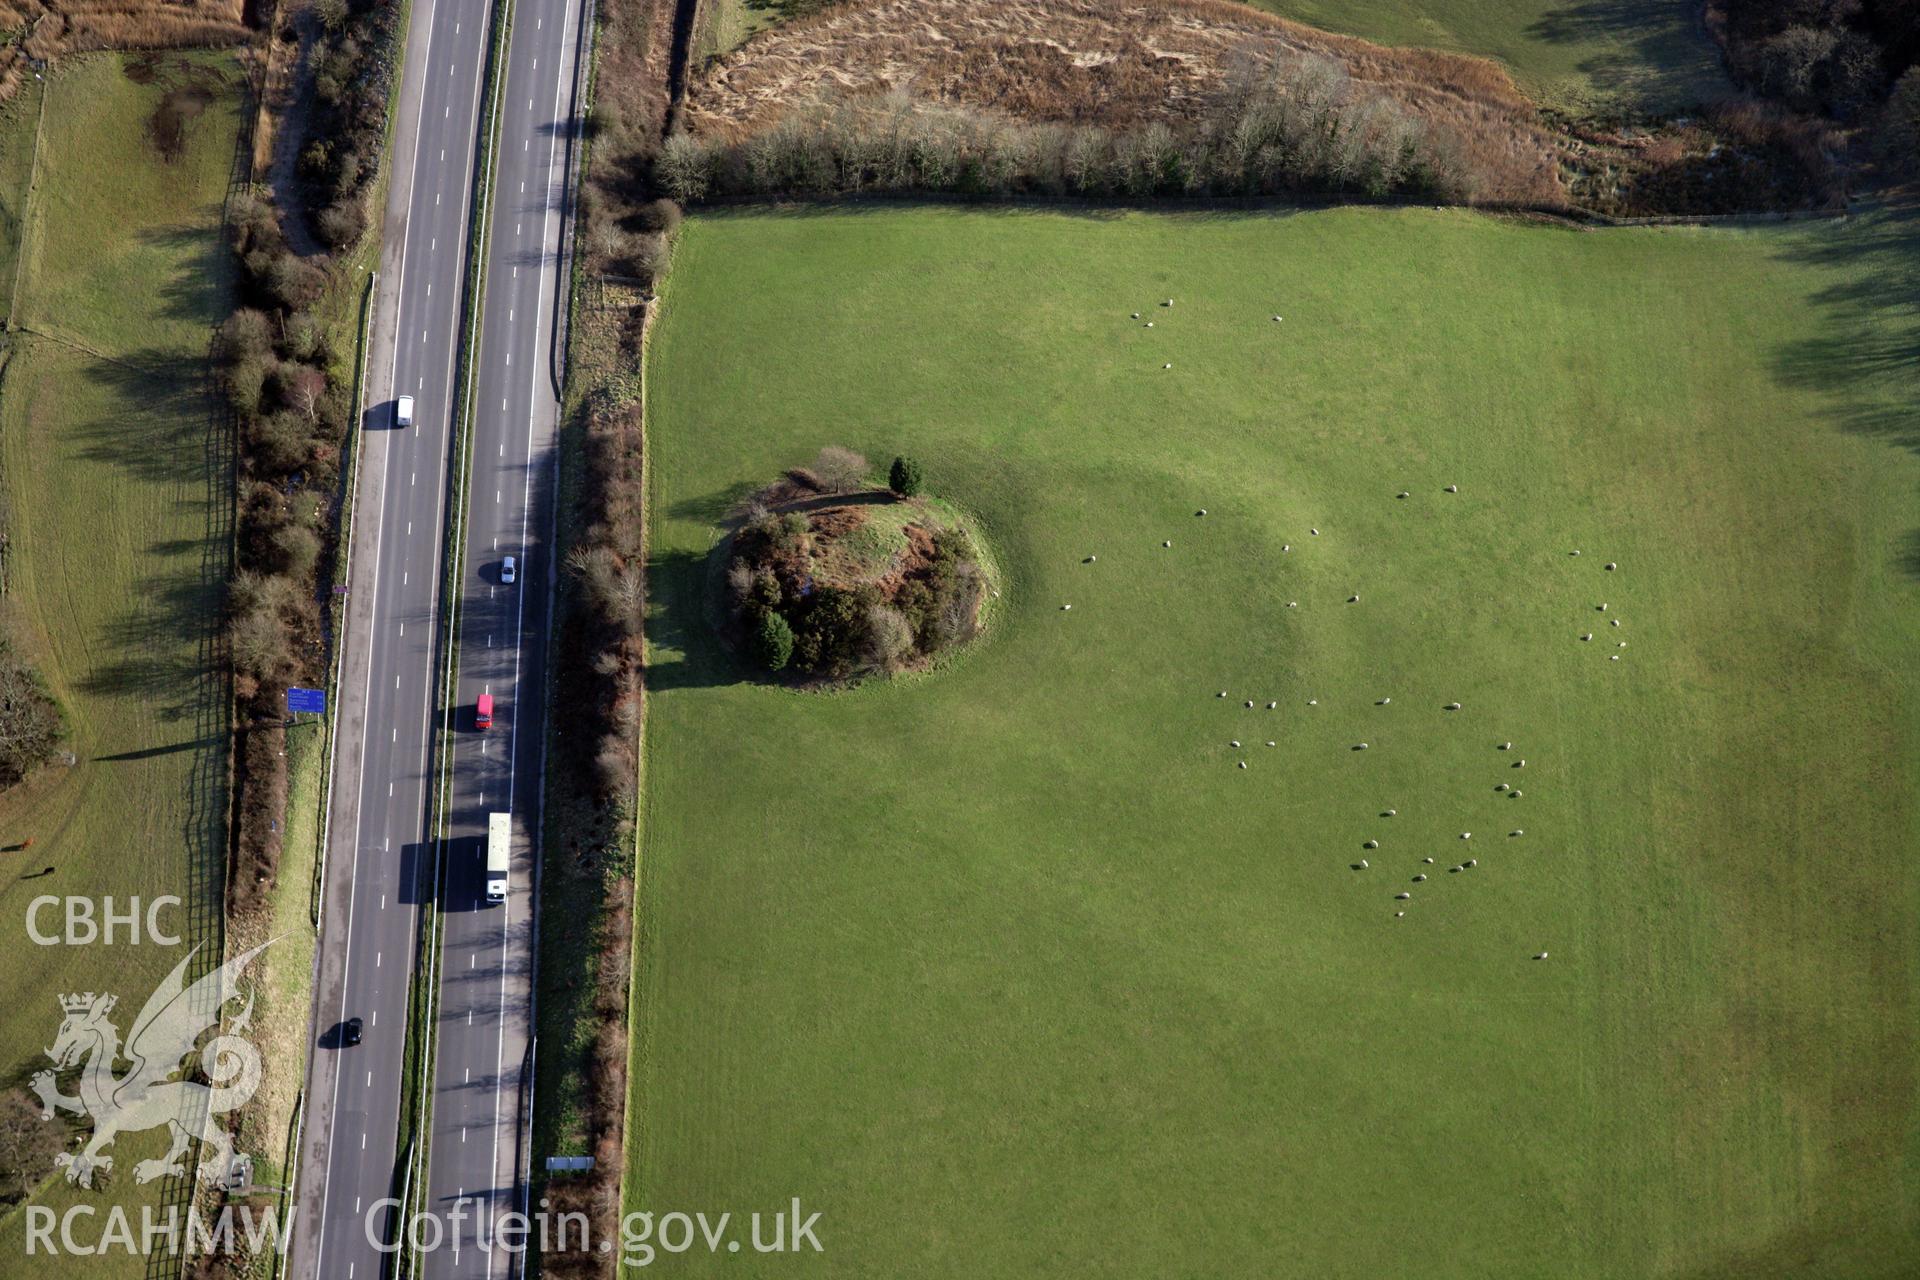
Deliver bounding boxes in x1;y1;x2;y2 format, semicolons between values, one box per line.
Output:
1444;485;1458;493
1364;840;1379;850
1444;702;1461;711
1533;952;1549;960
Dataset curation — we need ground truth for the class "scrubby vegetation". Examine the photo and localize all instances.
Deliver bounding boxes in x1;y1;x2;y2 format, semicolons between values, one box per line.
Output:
721;450;988;680
0;637;61;790
297;0;403;247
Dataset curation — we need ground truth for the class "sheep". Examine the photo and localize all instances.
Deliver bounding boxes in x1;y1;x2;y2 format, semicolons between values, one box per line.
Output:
1412;874;1427;882
1266;741;1276;748
1395;892;1412;900
1395;911;1405;918
1610;654;1620;661
1510;790;1523;798
1348;594;1361;603
1288;601;1298;608
1498;742;1513;750
1510;830;1524;837
1310;528;1320;536
1354;742;1368;750
1230;740;1242;749
1597;603;1609;611
1610;619;1621;627
1283;544;1291;552
1397;491;1410;499
1084;555;1097;563
1377;697;1392;705
1444;702;1461;711
1163;363;1173;370
1245;700;1255;708
1382;808;1397;816
1533;952;1549;960
1131;312;1141;319
1422;856;1434;864
1570;550;1581;556
1354;860;1369;870
1238;761;1248;770
1364;839;1379;850
1460;832;1472;840
1514;759;1526;768
1163;298;1174;307
1308;699;1318;705
1272;315;1283;322
1444;484;1458;493
1145;321;1154;328
1464;858;1477;868
1605;562;1617;571
1618;641;1627;648
1218;691;1228;698
1495;783;1509;792
1164;540;1173;548
1268;701;1278;709
1062;604;1072;611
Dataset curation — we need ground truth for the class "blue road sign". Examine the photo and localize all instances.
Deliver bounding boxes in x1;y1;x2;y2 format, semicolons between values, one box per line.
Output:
287;687;326;715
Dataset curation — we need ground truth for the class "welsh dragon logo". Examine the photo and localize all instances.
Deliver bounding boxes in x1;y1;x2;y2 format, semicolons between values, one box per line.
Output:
29;941;270;1189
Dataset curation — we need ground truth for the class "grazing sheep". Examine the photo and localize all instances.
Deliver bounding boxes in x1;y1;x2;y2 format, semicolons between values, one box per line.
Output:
1597;603;1608;611
1498;742;1513;750
1460;832;1472;840
1515;759;1526;768
1449;865;1462;873
1496;783;1509;792
1395;911;1405;918
1570;550;1581;556
1288;601;1298;608
1413;874;1427;882
1164;363;1173;370
1355;860;1369;870
1283;544;1291;552
1349;595;1361;603
1422;857;1434;864
1382;809;1397;816
1397;491;1410;499
1605;562;1617;571
1164;298;1174;307
1444;484;1458;493
1131;312;1141;319
1377;697;1392;705
1510;790;1523;798
1618;641;1627;648
1364;839;1379;850
1273;315;1283;322
1610;654;1621;661
1354;742;1368;749
1445;702;1461;711
1533;952;1549;960
1145;321;1154;328
1268;701;1278;709
1238;761;1248;769
1395;892;1412;900
1266;741;1276;747
1310;528;1320;536
1464;858;1477;868
1610;619;1621;627
1246;700;1255;708
1085;555;1097;563
1062;604;1072;611
1510;830;1524;837
1164;540;1173;547
1218;691;1228;698
1308;698;1317;705
1230;741;1241;749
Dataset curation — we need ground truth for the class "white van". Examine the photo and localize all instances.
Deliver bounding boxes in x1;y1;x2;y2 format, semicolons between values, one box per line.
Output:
395;395;415;428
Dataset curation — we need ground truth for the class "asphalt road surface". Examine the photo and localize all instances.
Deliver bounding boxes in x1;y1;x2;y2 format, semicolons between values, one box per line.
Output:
420;0;583;1269
286;0;580;1269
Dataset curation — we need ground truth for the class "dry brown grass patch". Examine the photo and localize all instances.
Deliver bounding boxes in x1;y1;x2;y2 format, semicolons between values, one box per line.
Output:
683;0;1566;204
0;0;248;101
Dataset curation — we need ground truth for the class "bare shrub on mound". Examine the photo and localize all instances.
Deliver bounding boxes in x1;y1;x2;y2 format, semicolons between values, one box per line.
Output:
812;445;869;493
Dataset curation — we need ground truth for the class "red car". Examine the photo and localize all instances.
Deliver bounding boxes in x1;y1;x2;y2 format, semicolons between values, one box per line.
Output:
475;693;493;731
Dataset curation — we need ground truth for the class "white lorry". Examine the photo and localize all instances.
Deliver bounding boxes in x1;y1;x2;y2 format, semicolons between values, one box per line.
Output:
485;812;510;904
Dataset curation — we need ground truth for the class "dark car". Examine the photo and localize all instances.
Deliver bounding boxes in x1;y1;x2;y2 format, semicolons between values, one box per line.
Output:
343;1016;364;1047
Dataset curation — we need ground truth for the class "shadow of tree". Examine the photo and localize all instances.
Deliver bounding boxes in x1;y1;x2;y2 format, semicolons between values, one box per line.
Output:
1524;0;1724;104
1763;207;1920;580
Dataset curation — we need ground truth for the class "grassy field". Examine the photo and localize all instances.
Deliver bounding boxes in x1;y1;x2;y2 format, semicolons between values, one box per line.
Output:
0;75;43;326
0;51;239;1272
633;204;1920;1278
1244;0;1724;112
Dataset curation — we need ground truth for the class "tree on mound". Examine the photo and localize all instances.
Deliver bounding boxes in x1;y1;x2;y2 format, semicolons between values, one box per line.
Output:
724;462;988;681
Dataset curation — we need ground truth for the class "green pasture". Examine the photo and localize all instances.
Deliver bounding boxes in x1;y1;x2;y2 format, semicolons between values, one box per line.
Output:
0;51;239;1274
631;204;1920;1278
